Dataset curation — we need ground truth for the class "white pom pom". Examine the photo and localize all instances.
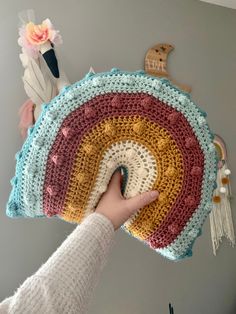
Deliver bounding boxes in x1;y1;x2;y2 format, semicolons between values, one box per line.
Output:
66;90;76;100
126;148;136;159
92;77;103;87
24;193;36;206
107;160;116;169
197;116;206;127
46;110;58;121
152;80;162;90
137;167;148;177
220;187;227;194
224;169;231;175
179;95;188;105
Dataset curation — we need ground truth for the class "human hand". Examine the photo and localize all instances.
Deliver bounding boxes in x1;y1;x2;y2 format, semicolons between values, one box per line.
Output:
95;169;159;231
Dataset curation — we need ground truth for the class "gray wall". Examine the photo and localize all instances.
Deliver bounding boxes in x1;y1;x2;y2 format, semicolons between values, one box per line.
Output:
0;0;236;313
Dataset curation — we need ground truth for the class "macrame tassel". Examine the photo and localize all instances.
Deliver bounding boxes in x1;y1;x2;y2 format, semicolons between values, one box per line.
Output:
210;162;235;255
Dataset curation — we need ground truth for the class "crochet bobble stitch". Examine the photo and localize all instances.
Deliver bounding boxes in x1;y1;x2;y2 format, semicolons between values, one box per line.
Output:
7;69;218;260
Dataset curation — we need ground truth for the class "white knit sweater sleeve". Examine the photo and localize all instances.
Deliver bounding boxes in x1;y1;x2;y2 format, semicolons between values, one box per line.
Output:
0;212;115;314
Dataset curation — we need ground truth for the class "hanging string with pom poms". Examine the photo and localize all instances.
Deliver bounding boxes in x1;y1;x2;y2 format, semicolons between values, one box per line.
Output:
210;135;235;255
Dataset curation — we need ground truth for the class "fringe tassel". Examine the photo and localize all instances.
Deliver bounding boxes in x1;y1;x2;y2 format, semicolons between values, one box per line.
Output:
210;163;235;255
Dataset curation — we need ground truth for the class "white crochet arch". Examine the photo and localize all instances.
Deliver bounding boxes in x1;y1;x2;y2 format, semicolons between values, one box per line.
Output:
83;140;158;225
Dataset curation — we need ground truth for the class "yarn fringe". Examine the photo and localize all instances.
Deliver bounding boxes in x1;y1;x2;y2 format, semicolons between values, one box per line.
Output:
210;163;235;255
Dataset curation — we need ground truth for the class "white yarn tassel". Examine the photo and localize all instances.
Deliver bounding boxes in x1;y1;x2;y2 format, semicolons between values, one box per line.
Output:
210;163;235;255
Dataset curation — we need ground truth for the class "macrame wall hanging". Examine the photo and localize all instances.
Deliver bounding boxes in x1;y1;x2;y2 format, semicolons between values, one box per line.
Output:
210;135;235;255
7;11;223;261
145;43;235;256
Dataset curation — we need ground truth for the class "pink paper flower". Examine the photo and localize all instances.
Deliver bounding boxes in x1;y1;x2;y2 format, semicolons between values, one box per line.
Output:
18;18;62;58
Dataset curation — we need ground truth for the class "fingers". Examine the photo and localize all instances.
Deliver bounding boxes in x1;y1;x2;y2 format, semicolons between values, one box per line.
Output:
125;190;159;215
107;169;122;193
120;172;123;185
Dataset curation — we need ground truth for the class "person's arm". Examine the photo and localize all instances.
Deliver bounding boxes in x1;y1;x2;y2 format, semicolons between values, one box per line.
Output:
0;212;115;314
0;170;158;314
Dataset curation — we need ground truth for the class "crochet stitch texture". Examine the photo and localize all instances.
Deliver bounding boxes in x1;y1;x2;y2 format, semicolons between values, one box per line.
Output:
6;68;218;260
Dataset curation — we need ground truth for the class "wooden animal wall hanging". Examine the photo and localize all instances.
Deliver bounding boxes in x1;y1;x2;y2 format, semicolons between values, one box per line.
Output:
145;43;191;93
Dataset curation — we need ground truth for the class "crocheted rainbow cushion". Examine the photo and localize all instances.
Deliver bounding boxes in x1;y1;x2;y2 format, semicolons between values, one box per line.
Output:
7;69;218;260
